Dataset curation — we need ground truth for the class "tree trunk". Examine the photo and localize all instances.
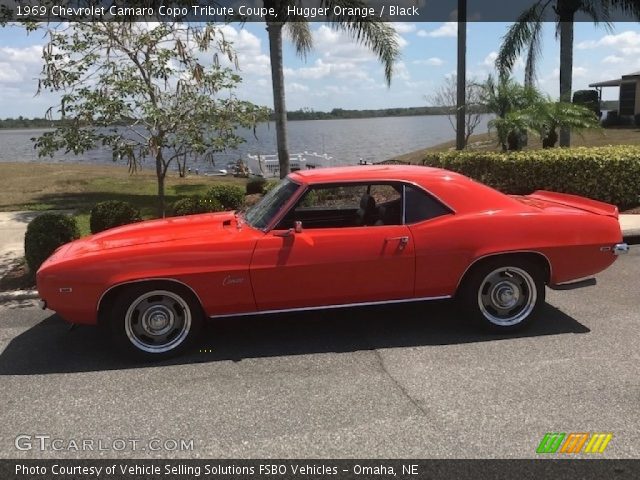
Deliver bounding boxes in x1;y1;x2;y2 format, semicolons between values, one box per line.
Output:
156;155;165;218
455;0;467;150
558;19;574;147
542;129;558;148
266;22;290;179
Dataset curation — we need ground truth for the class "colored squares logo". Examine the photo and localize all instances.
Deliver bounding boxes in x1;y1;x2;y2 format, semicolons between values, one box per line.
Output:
537;433;612;454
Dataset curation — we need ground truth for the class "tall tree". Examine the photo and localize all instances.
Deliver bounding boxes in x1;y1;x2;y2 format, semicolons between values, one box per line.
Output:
262;1;400;178
428;75;483;146
35;22;268;216
495;0;640;147
456;0;467;150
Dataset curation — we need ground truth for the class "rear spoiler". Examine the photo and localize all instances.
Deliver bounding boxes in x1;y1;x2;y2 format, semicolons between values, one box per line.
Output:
528;191;619;219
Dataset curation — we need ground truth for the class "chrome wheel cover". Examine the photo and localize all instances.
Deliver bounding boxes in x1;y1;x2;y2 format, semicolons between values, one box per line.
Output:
124;290;191;353
477;266;537;327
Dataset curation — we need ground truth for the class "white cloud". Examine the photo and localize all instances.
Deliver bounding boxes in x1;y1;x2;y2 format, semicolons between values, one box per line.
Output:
288;82;309;93
602;55;624;64
0;45;43;86
576;30;640;56
413;57;444;67
416;22;457;38
218;25;271;77
395;61;411;81
573;66;588;77
391;23;416;34
482;51;498;68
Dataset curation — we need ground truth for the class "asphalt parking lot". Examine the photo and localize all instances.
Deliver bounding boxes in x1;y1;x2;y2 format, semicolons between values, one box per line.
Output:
0;249;638;459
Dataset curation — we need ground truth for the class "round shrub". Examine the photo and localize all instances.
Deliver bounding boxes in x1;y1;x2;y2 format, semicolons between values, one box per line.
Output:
90;200;141;234
172;196;223;216
205;183;245;210
246;177;267;195
24;213;80;273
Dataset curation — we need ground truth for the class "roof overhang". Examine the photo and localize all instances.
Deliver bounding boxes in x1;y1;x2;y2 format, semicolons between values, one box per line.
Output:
590;72;640;88
589;79;622;88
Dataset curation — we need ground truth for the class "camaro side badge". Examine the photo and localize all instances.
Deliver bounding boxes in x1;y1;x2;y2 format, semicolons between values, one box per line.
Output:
222;275;245;286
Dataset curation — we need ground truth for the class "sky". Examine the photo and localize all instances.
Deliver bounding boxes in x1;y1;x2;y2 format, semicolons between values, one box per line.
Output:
0;21;639;118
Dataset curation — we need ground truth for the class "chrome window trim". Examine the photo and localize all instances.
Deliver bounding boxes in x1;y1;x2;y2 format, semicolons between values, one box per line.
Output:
96;277;204;312
402;184;407;225
265;178;453;232
209;295;452;319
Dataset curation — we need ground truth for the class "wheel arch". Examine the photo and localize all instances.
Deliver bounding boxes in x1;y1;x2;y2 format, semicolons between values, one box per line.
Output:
97;278;204;328
455;251;552;297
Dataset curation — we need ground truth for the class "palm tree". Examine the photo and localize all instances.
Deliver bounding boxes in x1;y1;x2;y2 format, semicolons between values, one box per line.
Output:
456;0;467;150
489;92;601;150
263;1;400;178
525;98;601;147
482;75;542;150
495;0;640;147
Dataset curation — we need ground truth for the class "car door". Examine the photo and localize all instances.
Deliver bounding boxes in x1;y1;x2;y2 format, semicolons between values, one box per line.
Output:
249;183;415;311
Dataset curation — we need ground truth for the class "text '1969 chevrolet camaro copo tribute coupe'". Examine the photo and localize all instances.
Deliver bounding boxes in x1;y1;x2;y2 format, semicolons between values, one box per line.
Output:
37;165;628;360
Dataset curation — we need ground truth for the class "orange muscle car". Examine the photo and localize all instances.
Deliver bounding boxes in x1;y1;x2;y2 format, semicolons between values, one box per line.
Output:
37;165;628;359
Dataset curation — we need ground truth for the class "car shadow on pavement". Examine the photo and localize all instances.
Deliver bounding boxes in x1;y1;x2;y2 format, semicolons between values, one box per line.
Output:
0;300;589;375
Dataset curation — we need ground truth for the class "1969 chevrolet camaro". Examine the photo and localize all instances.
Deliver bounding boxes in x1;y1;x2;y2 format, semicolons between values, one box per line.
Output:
37;165;628;359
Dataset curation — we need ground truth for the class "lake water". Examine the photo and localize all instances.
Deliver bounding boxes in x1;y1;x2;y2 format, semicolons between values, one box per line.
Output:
0;114;492;169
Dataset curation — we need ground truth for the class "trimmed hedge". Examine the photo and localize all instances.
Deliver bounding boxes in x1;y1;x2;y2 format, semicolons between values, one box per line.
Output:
172;196;223;216
205;184;245;210
24;213;80;273
90;200;141;234
422;145;640;208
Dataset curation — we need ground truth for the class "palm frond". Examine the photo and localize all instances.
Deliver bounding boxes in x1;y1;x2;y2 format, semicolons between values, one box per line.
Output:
524;20;543;86
496;1;546;78
284;21;313;59
578;0;613;28
320;0;400;86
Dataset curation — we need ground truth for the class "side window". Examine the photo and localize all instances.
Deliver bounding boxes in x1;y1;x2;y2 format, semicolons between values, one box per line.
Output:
404;185;451;224
276;183;403;229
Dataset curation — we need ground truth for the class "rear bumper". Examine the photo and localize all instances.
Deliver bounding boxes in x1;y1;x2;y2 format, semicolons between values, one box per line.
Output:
613;243;629;256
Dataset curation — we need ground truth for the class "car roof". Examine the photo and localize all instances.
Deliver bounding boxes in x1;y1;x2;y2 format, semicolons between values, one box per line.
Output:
290;164;455;184
289;165;518;214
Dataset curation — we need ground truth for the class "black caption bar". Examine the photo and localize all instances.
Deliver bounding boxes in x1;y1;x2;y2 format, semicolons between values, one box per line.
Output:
1;459;640;480
2;0;640;22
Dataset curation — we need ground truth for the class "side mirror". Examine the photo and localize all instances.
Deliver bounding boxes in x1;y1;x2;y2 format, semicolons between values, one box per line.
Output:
273;221;303;238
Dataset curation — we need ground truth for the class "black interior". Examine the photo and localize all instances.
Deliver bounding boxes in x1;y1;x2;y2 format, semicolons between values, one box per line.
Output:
276;193;403;230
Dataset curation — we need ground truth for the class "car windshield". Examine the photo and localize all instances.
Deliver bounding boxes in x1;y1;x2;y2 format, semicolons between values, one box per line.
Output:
243;178;300;230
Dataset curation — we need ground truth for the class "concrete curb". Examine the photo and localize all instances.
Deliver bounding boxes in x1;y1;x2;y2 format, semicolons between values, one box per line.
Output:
0;290;39;303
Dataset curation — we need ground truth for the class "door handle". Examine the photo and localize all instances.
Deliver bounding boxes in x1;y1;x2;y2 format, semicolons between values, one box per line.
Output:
385;236;409;249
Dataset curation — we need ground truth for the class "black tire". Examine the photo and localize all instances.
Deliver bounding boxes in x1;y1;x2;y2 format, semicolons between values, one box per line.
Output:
458;257;545;332
109;283;203;361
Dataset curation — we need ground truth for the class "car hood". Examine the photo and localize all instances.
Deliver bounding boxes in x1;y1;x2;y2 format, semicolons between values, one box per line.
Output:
65;211;241;257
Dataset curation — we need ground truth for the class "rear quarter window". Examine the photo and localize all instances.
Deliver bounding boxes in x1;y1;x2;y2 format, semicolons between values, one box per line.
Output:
404;185;451;224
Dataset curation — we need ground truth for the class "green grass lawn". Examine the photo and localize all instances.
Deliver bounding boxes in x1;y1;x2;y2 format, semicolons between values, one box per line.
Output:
0;162;247;236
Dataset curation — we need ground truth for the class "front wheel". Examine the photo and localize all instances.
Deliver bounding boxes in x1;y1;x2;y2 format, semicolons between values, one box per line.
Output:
459;259;545;332
110;284;203;360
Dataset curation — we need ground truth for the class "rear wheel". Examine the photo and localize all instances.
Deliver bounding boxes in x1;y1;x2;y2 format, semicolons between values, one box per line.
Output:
459;258;545;332
110;284;203;360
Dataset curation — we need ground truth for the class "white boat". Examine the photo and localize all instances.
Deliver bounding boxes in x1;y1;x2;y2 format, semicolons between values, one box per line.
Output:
247;152;334;178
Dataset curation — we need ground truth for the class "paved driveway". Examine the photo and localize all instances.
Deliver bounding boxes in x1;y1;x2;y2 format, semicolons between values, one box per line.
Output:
0;249;638;459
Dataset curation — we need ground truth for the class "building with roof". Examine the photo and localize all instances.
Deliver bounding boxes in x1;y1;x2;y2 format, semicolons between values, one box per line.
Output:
589;71;640;117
